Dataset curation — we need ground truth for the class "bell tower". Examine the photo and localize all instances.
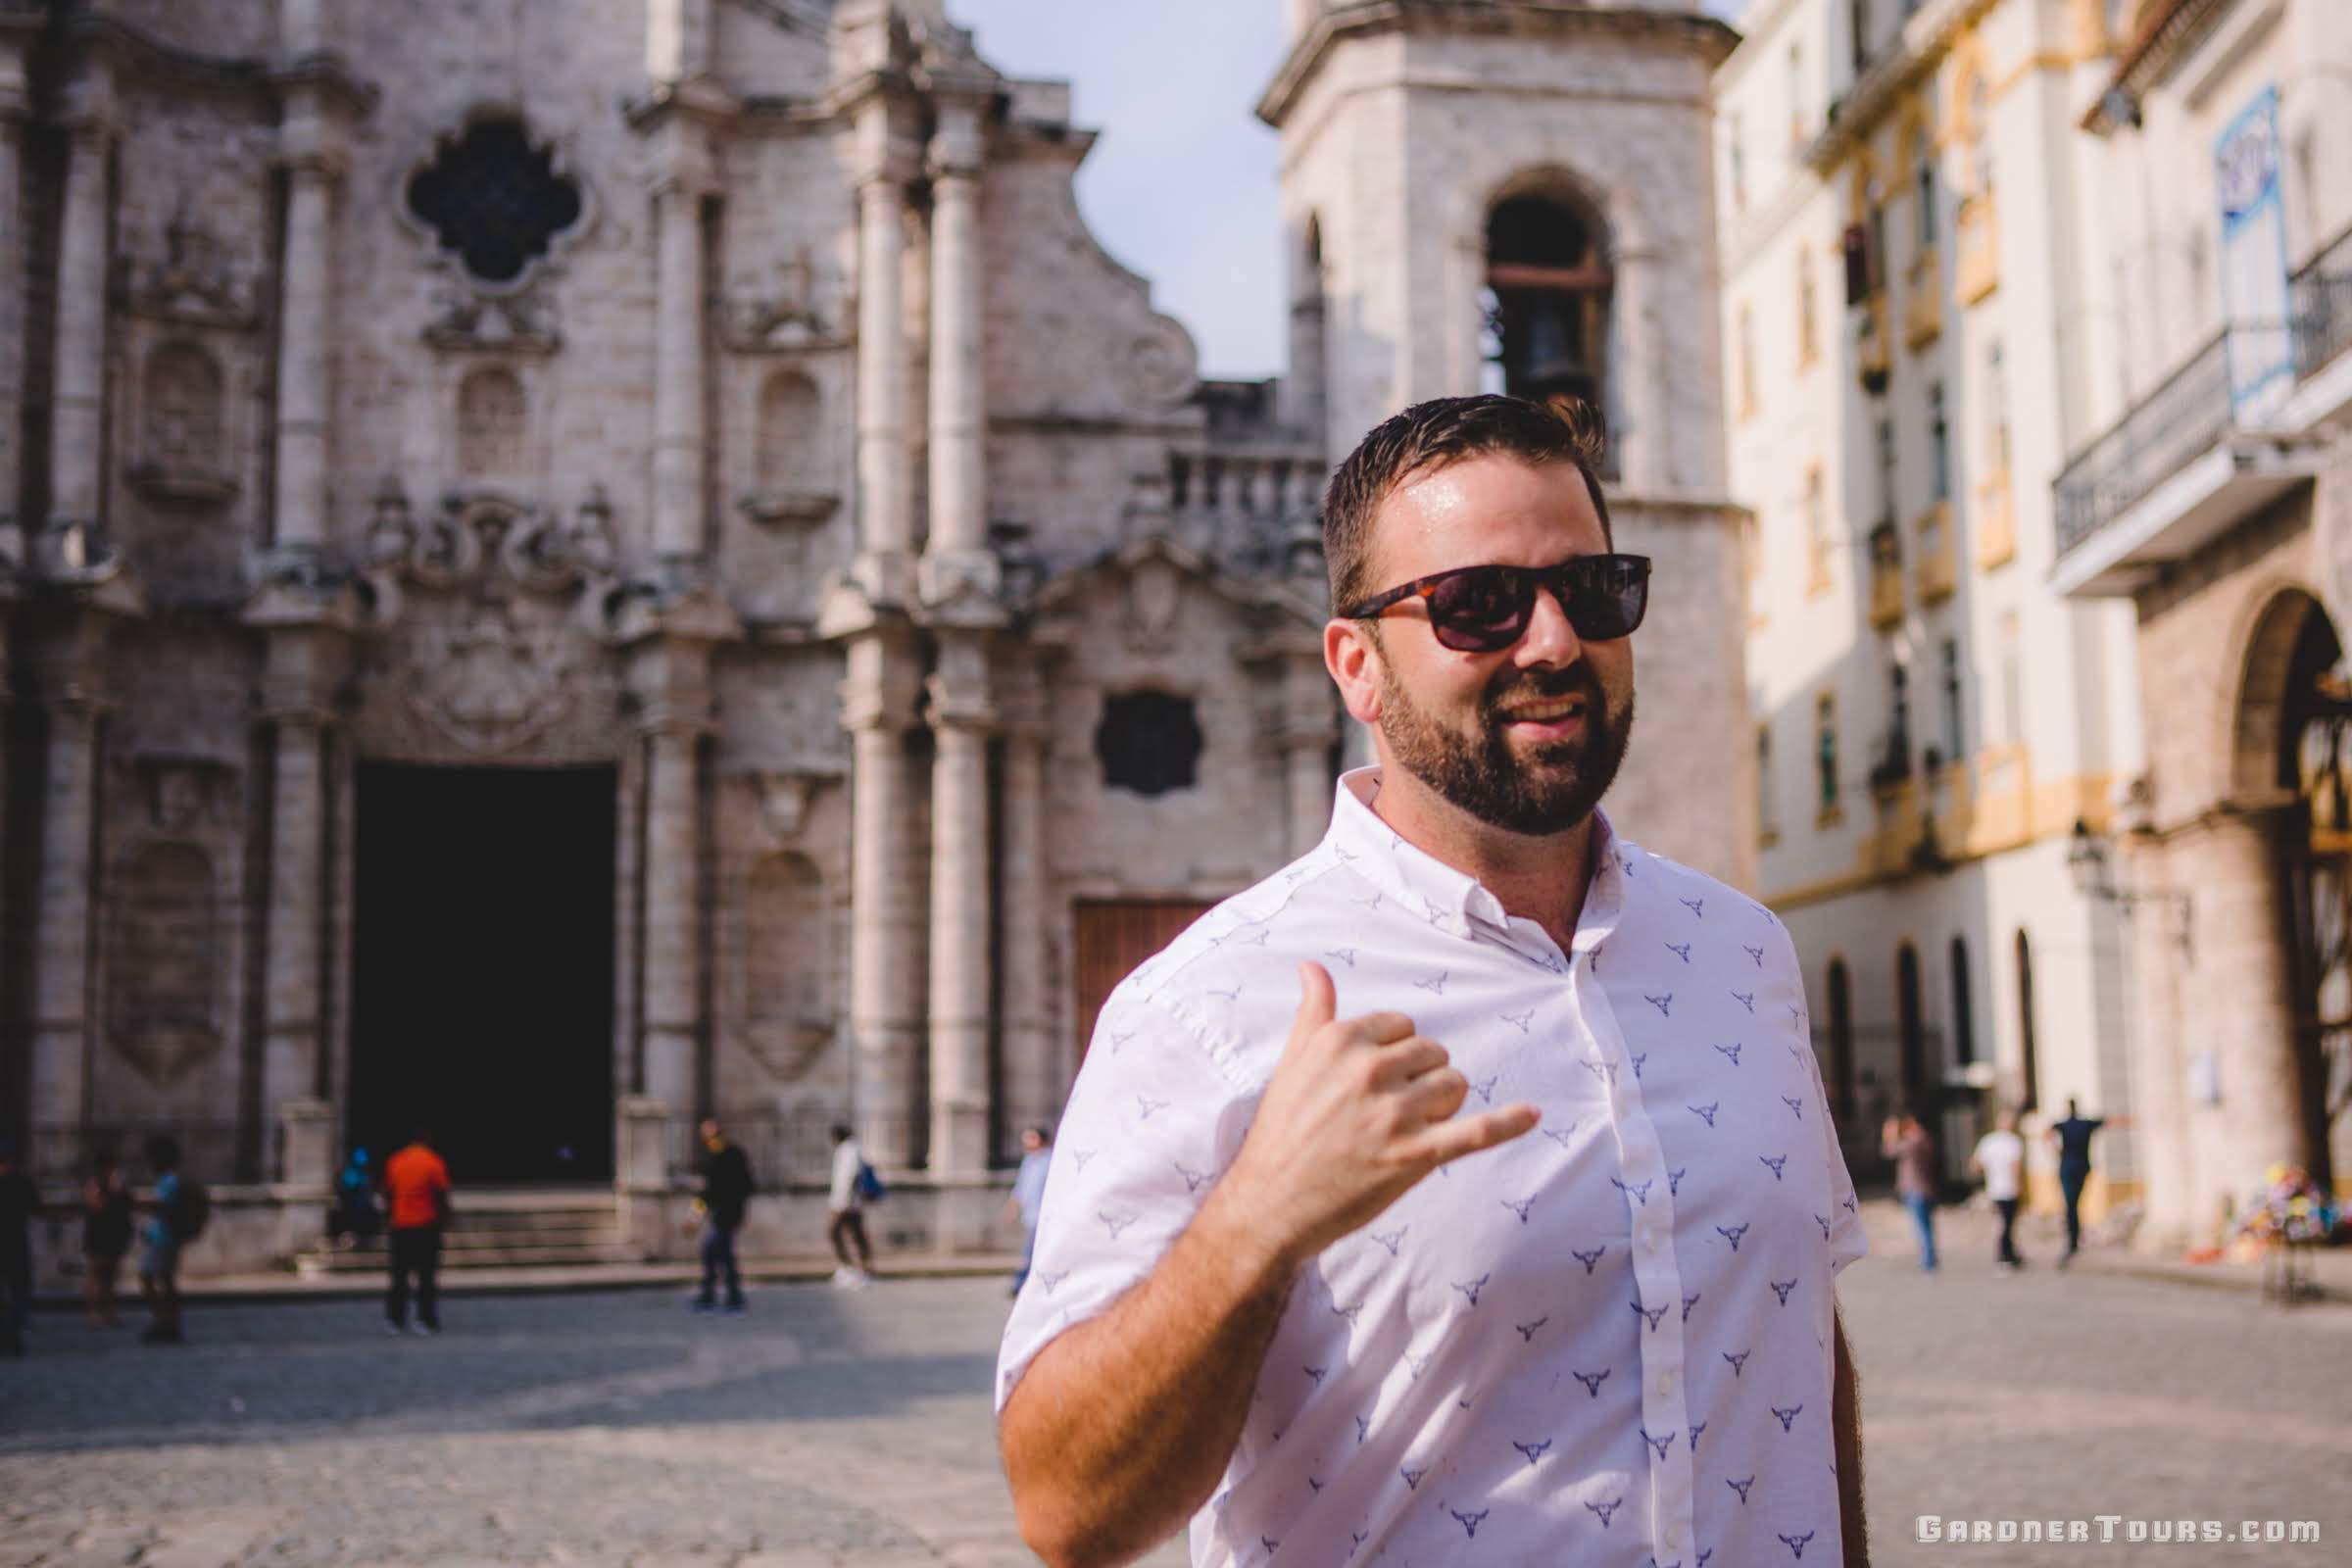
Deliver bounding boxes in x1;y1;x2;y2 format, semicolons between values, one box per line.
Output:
1259;1;1761;888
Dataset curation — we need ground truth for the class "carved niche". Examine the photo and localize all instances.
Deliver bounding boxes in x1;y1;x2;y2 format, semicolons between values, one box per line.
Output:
742;368;838;525
128;342;238;507
739;851;834;1081
114;213;262;331
456;368;530;482
109;841;223;1085
353;486;624;762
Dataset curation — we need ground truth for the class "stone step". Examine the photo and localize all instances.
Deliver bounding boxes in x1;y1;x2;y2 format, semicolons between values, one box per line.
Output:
295;1240;646;1277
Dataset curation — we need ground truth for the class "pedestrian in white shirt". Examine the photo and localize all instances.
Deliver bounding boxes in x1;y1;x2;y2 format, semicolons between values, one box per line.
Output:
1970;1108;2028;1270
998;395;1868;1568
826;1124;873;1288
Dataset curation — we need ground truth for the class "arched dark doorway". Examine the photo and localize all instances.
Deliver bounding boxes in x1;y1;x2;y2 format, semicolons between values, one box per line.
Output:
2274;596;2348;1193
2015;928;2040;1113
1896;942;1927;1111
1481;191;1613;455
1949;936;1976;1067
1826;957;1856;1119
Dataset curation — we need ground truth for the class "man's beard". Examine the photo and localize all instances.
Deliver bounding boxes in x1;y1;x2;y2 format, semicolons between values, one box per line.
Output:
1378;658;1635;837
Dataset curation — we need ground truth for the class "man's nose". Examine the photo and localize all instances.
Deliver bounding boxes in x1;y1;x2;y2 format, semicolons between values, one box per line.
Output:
1514;581;1585;667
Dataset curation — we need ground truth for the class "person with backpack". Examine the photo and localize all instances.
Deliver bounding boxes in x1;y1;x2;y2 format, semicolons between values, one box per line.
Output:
81;1150;135;1326
328;1147;381;1250
826;1123;875;1288
139;1134;201;1346
691;1119;754;1314
382;1128;451;1336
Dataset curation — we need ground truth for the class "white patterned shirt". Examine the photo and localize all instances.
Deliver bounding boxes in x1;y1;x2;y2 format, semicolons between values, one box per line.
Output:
998;768;1866;1568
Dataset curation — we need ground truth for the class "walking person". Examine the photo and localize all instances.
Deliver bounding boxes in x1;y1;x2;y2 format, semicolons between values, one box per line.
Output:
138;1135;193;1346
81;1151;135;1325
826;1124;874;1288
382;1128;451;1336
2047;1097;2128;1265
999;397;1870;1565
692;1119;754;1314
0;1137;35;1357
1970;1108;2027;1271
1002;1125;1053;1297
328;1147;380;1250
1884;1107;1940;1272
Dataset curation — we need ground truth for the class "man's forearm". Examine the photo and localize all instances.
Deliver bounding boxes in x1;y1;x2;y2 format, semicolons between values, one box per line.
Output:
1001;1185;1299;1568
1834;1309;1867;1566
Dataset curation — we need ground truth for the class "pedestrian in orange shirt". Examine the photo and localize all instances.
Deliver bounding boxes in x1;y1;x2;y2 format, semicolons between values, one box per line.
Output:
381;1129;451;1337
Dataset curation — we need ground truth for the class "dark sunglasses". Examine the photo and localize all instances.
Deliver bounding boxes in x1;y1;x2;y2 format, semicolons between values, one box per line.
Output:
1342;554;1652;653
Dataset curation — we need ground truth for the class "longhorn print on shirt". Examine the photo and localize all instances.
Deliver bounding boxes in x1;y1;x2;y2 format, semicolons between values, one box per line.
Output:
1513;1437;1553;1465
1452;1273;1491;1307
1399;1466;1427;1491
1690;1101;1721;1127
1713;1044;1743;1067
1449;1507;1490;1539
1716;1222;1749;1252
1668;1165;1689;1196
1640;1424;1675;1460
1413;969;1448;994
1645;993;1674;1016
1759;1153;1789;1181
1731;990;1756;1012
1611;1176;1654;1207
1666;941;1691;963
1742;943;1765;966
1728;1476;1756;1504
1771;1278;1799;1305
1782;1095;1806;1119
1688;1419;1707;1455
1572;1367;1611;1397
1369;1226;1407;1256
1571;1245;1607;1274
1174;1161;1211;1193
1772;1403;1804;1433
1098;1210;1137;1239
1780;1530;1816;1559
1514;1316;1548;1342
1724;1348;1751;1377
1500;1196;1536;1224
1631;1297;1668;1332
1499;1007;1535;1032
1587;1495;1626;1529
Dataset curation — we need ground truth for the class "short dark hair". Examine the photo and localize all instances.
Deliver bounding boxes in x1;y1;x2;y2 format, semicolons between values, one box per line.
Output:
146;1134;182;1171
1322;394;1612;614
831;1123;854;1145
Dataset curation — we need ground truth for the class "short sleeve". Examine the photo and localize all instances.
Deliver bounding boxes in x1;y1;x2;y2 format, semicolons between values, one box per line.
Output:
1773;921;1868;1277
994;986;1248;1411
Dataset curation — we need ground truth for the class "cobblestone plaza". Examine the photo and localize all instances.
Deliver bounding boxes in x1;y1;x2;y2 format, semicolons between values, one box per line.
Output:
3;1206;2348;1566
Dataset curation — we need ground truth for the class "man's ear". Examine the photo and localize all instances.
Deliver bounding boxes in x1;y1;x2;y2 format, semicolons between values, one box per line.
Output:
1325;618;1384;727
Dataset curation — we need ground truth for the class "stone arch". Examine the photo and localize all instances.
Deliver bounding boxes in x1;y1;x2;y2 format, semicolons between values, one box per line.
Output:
110;841;221;1084
457;366;528;480
1477;179;1615;422
2231;583;2336;799
754;369;824;493
743;851;831;1078
143;341;224;467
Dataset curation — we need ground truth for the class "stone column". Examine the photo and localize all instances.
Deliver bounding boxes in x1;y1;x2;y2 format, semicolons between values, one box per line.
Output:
999;658;1055;1136
46;114;112;537
650;175;708;562
0;73;26;560
263;713;331;1115
639;717;706;1112
927;99;987;558
843;627;924;1164
25;699;100;1138
926;638;995;1176
273;157;340;552
2191;807;2318;1184
1275;645;1338;856
855;127;915;560
1609;246;1668;492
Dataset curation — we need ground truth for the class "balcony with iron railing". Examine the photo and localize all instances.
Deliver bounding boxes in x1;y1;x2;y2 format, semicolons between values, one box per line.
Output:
2051;222;2352;597
1867;518;1905;628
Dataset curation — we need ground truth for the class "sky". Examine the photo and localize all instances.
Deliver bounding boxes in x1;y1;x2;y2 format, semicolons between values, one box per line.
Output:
948;2;1751;381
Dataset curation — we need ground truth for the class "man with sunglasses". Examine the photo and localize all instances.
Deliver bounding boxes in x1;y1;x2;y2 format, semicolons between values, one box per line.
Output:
999;395;1868;1568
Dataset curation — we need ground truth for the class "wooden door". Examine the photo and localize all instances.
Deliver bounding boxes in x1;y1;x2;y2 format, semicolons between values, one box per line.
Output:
1071;899;1215;1075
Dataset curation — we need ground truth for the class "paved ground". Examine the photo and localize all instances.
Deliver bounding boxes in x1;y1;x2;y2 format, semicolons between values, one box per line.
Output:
2;1201;2348;1566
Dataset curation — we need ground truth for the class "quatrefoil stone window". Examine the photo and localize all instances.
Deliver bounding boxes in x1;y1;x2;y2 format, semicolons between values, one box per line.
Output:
406;118;583;286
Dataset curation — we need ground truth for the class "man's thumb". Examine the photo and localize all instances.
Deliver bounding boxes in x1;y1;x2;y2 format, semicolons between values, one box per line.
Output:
1294;961;1337;1030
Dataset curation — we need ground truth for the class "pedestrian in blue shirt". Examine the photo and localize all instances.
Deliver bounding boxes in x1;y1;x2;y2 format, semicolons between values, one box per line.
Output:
1001;1126;1053;1297
2047;1098;2128;1264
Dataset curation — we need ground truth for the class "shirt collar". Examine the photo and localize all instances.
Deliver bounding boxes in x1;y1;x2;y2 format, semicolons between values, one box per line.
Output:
1325;766;1634;950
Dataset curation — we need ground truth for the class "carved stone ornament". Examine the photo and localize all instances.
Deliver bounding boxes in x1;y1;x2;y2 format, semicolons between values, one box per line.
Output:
747;768;827;843
721;249;845;353
1112;313;1200;412
406;599;578;755
360;482;621;634
1123;556;1184;656
114;214;261;331
422;282;563;355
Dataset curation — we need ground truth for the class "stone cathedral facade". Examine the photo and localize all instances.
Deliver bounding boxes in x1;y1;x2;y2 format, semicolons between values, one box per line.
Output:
0;0;1741;1266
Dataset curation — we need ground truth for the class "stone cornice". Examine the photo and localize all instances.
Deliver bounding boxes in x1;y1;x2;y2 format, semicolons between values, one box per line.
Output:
2083;0;2228;134
43;13;377;122
1258;2;1739;128
621;74;745;135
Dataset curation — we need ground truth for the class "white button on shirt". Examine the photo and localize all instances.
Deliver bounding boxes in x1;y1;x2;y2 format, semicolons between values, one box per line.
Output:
999;769;1867;1567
